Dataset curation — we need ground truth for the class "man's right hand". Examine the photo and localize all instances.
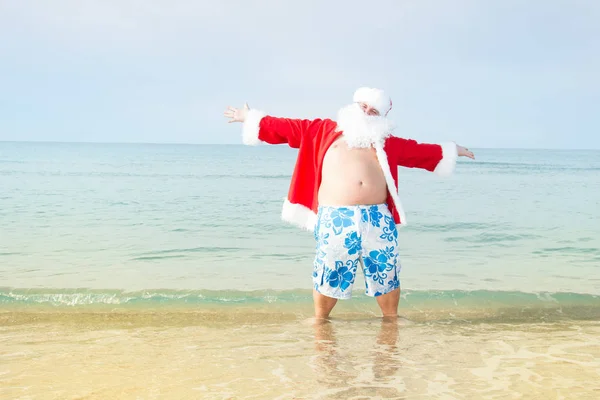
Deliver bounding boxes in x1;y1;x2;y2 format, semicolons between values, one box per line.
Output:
224;103;249;123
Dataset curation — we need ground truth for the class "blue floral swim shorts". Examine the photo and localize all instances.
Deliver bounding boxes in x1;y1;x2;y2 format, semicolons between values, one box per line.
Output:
312;203;401;300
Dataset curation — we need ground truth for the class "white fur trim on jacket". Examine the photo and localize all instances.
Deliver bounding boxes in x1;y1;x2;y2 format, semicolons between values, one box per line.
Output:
242;109;266;145
281;199;318;231
433;142;458;177
374;142;407;226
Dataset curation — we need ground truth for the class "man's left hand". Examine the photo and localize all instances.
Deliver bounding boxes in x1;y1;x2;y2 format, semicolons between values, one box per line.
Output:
457;145;475;159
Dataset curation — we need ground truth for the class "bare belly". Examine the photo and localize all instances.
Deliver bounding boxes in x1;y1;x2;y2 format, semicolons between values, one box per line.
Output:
318;138;388;206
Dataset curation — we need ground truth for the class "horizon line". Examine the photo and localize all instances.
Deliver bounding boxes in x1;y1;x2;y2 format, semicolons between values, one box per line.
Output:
0;140;598;151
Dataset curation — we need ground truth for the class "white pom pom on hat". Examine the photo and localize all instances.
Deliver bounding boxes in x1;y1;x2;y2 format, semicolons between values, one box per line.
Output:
353;87;392;116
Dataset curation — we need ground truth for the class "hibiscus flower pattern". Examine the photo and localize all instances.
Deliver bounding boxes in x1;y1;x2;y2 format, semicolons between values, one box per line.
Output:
324;259;359;291
344;231;361;255
312;247;327;279
320;208;355;235
313;230;330;280
373;274;400;297
363;246;397;286
361;205;383;227
379;215;398;242
312;204;400;299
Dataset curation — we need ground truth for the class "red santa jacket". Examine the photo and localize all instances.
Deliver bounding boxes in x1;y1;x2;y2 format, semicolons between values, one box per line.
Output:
241;109;457;231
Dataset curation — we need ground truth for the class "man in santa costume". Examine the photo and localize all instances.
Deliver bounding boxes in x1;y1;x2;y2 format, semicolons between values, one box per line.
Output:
224;87;474;320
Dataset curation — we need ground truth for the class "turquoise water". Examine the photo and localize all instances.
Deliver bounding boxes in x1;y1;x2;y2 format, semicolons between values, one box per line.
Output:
1;142;599;312
1;287;599;321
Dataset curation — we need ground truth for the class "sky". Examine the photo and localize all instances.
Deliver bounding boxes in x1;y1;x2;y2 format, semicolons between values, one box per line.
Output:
0;0;598;149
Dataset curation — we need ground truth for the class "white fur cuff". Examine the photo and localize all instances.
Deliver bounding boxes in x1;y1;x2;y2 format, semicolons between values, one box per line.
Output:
242;109;266;145
433;142;458;177
281;199;317;231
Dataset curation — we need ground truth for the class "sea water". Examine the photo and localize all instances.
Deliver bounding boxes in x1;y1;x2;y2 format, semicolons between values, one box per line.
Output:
1;142;599;399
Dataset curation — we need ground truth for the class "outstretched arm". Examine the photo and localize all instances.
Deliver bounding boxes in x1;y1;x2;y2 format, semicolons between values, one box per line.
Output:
386;137;474;177
224;103;325;149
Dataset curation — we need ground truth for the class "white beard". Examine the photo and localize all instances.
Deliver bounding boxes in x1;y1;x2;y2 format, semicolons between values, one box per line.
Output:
335;103;395;148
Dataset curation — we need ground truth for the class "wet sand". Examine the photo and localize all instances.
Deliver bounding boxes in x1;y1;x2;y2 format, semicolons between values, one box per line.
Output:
1;307;599;399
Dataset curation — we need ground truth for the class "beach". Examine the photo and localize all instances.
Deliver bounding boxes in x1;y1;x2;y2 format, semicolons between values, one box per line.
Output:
1;142;599;398
2;299;600;399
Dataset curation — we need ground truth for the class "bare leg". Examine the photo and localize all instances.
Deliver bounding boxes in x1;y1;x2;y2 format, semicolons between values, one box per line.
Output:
313;289;338;319
376;287;400;317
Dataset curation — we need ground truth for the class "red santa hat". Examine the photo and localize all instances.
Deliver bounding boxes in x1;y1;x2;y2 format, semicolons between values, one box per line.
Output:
353;87;392;116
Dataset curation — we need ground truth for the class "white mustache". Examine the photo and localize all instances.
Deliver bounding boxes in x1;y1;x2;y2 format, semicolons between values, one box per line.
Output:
335;103;395;148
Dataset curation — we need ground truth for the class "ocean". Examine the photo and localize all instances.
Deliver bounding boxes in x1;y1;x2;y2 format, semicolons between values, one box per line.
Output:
1;141;599;399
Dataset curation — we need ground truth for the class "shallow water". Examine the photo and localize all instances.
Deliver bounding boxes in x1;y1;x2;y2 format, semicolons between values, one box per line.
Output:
2;306;599;399
1;143;600;295
2;143;599;398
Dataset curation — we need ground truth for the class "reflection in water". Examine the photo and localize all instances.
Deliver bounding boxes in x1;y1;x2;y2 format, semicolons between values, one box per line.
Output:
312;318;342;386
373;316;401;380
311;317;401;391
4;314;598;399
